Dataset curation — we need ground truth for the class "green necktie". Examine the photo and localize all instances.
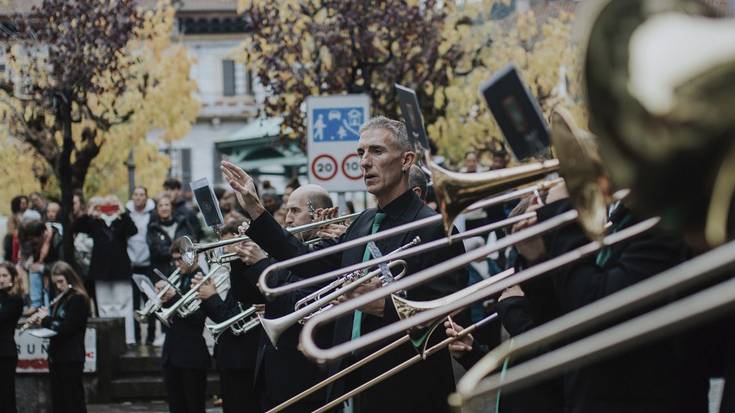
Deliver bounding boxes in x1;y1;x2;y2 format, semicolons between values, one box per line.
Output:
351;212;386;340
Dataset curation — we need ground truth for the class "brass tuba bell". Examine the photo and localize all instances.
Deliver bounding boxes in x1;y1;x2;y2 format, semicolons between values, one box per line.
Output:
583;0;735;247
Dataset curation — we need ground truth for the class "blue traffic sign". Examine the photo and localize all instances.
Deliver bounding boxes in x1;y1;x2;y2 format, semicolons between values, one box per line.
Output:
311;107;365;142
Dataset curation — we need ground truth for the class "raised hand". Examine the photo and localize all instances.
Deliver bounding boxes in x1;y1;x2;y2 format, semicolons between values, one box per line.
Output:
221;160;265;220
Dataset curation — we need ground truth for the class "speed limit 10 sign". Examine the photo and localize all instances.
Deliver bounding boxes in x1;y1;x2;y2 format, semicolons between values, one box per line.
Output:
306;94;370;191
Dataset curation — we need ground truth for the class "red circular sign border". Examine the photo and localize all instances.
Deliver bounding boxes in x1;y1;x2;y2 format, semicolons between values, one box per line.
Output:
311;154;338;181
341;153;363;180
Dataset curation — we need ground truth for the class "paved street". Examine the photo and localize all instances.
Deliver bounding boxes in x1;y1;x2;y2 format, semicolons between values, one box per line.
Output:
88;401;221;413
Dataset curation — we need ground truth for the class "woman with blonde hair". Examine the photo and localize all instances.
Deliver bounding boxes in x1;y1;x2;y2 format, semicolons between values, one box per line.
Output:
0;262;25;413
31;261;90;413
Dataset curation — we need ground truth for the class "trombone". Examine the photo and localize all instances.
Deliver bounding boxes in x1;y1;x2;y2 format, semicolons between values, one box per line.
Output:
265;268;515;413
298;107;654;362
256;107;603;300
259;259;409;348
257;178;561;300
299;215;660;363
155;264;230;327
205;303;261;343
449;238;735;412
180;212;361;265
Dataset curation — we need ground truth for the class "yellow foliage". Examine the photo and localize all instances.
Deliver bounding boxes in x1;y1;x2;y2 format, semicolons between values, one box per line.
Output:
429;0;585;166
0;0;198;204
0;139;43;216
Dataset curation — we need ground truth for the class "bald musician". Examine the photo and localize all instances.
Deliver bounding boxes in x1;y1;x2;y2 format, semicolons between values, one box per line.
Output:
230;183;343;412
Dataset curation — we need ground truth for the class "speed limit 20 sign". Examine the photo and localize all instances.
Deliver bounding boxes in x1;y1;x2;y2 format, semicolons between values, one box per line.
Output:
306;94;370;191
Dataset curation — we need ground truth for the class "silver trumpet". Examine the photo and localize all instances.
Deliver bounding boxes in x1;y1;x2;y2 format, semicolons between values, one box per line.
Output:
293;237;422;319
134;268;181;323
260;250;414;348
155;264;231;327
180;212;360;265
205;304;261;343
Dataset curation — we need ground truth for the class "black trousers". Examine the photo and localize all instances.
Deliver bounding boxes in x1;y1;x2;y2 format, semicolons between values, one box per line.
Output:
163;365;207;413
219;368;258;413
0;356;17;413
49;361;86;413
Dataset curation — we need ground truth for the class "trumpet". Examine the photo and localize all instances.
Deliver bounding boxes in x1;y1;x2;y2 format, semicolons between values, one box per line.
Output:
18;284;73;334
259;259;409;348
205;303;261;343
293;237;423;317
134;268;181;323
180;212;360;265
155;264;230;327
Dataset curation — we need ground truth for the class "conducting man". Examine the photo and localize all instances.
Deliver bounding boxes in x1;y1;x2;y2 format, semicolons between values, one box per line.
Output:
230;183;343;412
222;116;467;413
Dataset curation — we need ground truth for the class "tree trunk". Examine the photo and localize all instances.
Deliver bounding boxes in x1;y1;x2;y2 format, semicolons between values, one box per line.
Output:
57;90;75;262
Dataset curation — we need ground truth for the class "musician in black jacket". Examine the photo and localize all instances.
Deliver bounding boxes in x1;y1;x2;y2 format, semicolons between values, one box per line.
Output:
227;184;343;412
195;223;260;413
0;262;24;413
498;182;710;413
34;261;90;413
155;238;210;413
222;116;468;413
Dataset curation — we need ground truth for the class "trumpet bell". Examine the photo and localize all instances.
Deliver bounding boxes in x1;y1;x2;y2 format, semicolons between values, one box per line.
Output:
259;313;292;350
181;236;197;266
583;0;735;247
430;158;561;235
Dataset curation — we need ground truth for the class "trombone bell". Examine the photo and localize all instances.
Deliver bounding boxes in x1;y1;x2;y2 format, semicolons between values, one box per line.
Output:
430;158;560;235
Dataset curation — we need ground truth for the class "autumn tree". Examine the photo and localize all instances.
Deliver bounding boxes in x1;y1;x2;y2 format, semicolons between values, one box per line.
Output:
0;0;198;257
430;0;584;165
237;0;463;144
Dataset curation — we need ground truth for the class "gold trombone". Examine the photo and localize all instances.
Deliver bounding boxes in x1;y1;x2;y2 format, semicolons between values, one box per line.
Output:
180;213;360;265
297;108;651;363
255;107;605;300
449;239;735;412
257;178;561;300
265;268;515;413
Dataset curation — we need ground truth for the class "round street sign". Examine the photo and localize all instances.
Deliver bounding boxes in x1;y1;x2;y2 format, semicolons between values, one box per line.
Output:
341;153;363;180
311;154;338;181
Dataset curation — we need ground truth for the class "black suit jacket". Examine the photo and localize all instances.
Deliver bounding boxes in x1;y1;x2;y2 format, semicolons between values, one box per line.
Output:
500;199;709;413
161;273;210;370
41;292;89;363
247;190;467;413
0;291;23;357
200;288;260;371
230;258;329;409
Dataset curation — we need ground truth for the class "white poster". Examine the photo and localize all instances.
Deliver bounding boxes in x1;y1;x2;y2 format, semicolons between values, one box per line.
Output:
15;327;97;373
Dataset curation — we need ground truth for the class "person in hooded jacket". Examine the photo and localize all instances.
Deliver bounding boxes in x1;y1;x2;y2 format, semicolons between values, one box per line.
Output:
126;186;157;345
72;194;137;345
147;195;197;279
